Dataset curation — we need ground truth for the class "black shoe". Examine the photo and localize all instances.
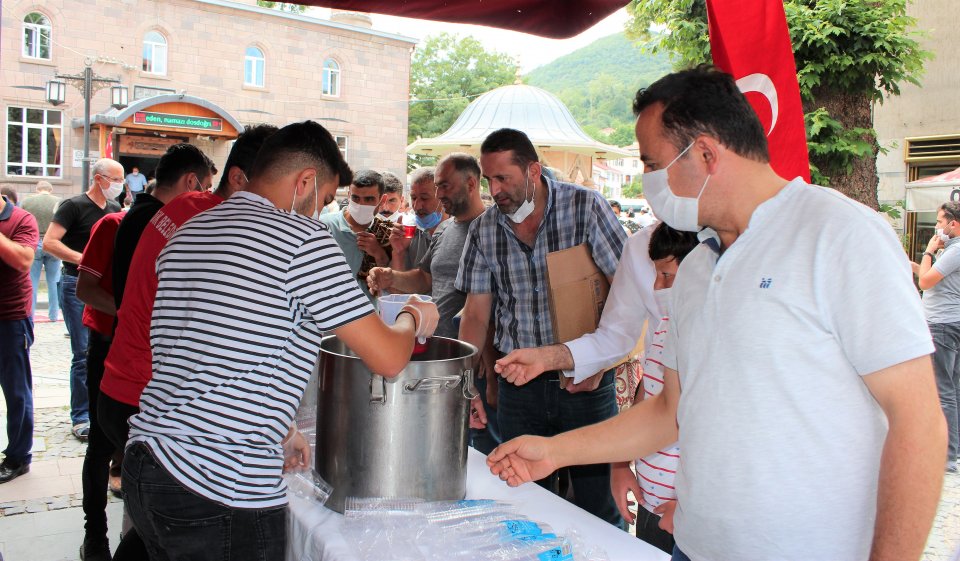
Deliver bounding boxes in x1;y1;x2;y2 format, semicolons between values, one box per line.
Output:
0;460;29;483
79;536;111;561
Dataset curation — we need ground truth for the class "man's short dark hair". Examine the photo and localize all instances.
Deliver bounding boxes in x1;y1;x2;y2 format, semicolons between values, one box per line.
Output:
633;65;769;163
218;124;278;191
438;153;481;181
155;143;215;190
941;202;960;222
480;128;539;169
381;171;403;195
608;200;622;211
1;186;18;204
249;120;352;187
351;169;385;196
649;222;700;263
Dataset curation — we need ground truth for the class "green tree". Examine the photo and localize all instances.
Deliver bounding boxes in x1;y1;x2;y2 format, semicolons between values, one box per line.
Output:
409;33;517;144
622;178;643;198
625;0;929;209
256;1;306;13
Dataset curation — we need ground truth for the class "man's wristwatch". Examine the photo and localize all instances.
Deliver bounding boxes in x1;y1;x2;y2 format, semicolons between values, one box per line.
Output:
924;251;936;260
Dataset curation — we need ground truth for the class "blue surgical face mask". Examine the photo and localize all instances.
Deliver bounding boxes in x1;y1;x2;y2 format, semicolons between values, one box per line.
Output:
415;211;443;230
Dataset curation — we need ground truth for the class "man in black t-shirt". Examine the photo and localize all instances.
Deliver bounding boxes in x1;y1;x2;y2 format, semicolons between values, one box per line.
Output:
43;159;123;440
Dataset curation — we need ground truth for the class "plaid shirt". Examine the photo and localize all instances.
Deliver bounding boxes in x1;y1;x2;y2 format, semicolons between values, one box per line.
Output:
455;178;626;353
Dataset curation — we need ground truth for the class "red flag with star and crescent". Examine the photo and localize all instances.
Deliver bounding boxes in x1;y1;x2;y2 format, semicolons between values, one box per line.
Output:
707;0;811;182
104;133;114;160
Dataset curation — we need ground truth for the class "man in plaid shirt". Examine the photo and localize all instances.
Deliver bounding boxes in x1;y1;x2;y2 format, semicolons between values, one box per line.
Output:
455;128;627;526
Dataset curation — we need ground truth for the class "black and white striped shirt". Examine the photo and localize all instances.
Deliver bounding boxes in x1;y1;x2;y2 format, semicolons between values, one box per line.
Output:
128;191;373;508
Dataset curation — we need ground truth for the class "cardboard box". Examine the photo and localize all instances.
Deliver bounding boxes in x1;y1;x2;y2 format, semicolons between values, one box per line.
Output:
545;244;610;386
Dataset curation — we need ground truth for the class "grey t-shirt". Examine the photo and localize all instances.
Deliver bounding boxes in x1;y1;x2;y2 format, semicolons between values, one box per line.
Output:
403;227;435;280
924;237;960;324
419;218;472;339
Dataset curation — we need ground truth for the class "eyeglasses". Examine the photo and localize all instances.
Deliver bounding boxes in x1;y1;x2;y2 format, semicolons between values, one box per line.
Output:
97;173;123;183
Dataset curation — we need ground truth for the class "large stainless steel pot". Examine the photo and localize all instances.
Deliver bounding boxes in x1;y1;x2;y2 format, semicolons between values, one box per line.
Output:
315;335;478;513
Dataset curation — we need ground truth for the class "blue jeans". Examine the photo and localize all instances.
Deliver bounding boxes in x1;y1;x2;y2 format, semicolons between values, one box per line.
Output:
60;273;89;425
30;239;61;321
0;318;34;465
497;369;622;527
930;321;960;463
671;545;692;561
123;444;287;561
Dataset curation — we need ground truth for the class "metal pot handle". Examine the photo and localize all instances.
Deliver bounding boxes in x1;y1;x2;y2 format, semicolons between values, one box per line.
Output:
370;374;386;404
462;368;478;400
403;374;461;393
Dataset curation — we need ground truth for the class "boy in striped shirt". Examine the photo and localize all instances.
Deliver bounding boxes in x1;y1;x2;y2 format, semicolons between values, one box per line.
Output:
610;223;698;554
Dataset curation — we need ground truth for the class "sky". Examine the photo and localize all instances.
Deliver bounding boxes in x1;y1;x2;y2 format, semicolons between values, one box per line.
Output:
307;7;632;73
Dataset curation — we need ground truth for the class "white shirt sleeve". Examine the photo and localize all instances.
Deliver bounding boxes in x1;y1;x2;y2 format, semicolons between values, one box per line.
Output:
563;226;659;383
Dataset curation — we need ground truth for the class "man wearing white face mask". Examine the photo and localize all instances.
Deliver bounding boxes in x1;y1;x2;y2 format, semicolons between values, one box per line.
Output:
43;158;123;441
320;169;390;301
914;201;960;474
457;128;627;526
488;67;945;561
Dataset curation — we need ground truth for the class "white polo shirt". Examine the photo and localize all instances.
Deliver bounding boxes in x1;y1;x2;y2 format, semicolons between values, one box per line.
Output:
663;179;933;561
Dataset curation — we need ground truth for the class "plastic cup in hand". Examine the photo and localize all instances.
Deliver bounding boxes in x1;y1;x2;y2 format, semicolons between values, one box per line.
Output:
377;294;408;326
402;216;416;239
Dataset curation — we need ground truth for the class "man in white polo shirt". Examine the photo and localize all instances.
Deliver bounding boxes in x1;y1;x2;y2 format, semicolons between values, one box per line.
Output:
490;67;945;561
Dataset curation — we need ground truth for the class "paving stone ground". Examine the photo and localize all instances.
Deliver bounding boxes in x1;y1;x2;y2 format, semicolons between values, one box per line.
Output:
1;309;958;560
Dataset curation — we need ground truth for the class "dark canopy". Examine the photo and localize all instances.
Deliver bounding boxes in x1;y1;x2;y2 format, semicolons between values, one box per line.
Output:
307;0;628;39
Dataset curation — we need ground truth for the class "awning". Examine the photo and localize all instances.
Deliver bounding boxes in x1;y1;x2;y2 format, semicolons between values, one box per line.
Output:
304;0;627;39
905;166;960;211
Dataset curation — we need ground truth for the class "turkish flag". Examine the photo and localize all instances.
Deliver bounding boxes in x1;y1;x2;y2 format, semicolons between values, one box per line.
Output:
707;0;810;182
104;133;114;160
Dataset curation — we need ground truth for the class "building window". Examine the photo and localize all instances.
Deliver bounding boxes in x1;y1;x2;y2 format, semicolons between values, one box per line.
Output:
244;46;265;87
142;31;168;75
133;85;176;100
6;106;62;178
22;12;52;60
335;135;348;160
322;59;340;97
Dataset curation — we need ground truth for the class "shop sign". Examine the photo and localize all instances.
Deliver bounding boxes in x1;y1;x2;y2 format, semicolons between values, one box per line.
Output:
133;111;223;131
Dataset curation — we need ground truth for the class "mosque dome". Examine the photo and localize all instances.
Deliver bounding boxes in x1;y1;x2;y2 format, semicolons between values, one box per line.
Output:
407;83;629;159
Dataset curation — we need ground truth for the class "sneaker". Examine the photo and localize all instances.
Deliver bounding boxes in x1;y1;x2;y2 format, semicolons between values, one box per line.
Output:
0;459;30;484
72;422;90;442
79;536;111;561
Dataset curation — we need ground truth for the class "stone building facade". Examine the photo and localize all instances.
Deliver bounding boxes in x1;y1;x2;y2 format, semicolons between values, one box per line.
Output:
873;0;960;256
2;0;415;197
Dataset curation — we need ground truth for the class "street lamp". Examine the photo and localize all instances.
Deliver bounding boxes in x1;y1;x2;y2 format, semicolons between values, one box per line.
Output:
45;58;121;191
45;80;66;106
111;85;128;109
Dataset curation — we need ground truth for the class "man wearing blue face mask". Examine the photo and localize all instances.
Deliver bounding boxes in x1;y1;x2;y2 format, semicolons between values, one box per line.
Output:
456;128;628;527
488;66;945;561
389;166;447;275
42;158;123;441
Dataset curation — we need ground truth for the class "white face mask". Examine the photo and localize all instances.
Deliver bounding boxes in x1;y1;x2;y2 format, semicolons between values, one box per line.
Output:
653;287;672;318
642;142;711;232
937;228;951;243
289;176;320;221
505;168;535;224
348;200;377;225
102;180;123;200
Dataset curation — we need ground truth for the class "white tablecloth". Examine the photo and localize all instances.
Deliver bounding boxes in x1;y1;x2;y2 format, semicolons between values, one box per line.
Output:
286;448;669;561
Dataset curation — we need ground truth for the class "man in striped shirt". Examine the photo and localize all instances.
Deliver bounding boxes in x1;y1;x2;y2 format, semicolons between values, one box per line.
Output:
123;121;438;561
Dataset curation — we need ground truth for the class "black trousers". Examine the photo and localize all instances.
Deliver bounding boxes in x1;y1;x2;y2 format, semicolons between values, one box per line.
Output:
81;331;115;538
